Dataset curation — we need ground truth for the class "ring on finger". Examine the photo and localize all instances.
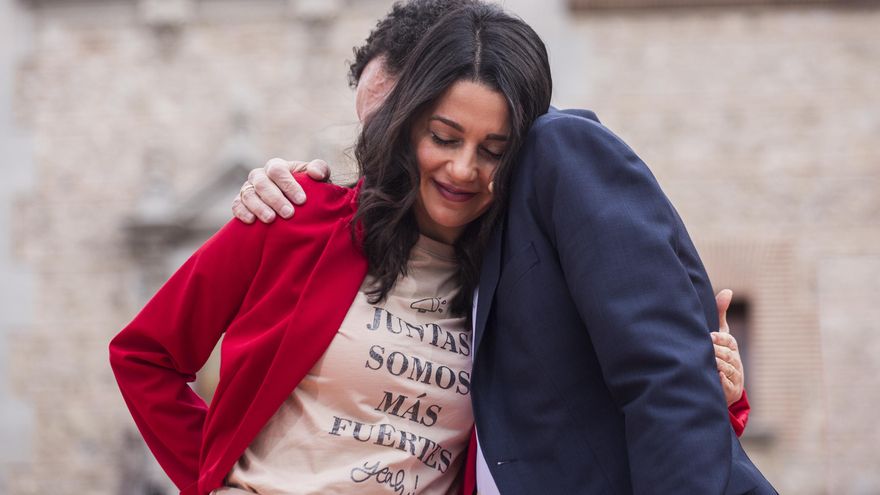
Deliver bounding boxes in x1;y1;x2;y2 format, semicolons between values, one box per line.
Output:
242;183;256;194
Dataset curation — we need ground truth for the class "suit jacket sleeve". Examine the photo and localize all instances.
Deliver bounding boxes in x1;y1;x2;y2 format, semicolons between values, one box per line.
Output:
109;219;270;492
528;113;733;493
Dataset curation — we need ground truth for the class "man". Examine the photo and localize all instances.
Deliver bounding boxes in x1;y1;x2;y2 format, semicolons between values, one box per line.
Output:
230;1;770;493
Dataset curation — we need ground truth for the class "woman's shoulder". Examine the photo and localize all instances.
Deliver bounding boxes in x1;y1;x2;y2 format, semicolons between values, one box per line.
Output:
277;173;360;226
208;175;360;256
297;173;358;198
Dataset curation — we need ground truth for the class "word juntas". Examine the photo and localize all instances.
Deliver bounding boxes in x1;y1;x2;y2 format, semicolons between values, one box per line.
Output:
366;306;470;357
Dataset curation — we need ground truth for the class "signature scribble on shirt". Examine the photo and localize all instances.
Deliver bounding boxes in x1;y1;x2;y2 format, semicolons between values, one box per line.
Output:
350;460;420;495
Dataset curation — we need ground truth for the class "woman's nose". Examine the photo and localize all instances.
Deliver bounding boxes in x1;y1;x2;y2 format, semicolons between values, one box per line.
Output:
448;148;478;182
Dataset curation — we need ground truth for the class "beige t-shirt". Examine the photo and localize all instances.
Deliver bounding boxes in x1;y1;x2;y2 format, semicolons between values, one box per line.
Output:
217;236;473;495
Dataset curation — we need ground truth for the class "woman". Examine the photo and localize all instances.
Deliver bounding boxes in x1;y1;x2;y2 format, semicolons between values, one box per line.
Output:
111;4;551;495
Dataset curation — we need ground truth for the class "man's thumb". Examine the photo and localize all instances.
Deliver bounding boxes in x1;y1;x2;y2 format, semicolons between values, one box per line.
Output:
715;289;733;333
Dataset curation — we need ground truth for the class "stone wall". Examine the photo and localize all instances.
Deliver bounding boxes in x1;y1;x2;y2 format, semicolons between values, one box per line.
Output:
0;0;36;487
2;0;878;493
5;1;380;493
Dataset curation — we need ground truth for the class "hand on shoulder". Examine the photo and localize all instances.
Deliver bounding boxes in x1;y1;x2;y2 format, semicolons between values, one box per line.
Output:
232;158;332;224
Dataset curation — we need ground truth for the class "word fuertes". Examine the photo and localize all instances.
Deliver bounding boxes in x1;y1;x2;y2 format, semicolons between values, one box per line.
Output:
330;416;454;473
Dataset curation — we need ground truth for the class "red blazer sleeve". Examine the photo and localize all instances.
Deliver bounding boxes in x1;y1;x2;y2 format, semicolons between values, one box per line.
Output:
109;219;270;492
727;388;751;437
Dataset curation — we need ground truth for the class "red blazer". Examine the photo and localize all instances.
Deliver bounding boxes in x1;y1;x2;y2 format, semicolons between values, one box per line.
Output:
110;179;377;495
109;177;749;495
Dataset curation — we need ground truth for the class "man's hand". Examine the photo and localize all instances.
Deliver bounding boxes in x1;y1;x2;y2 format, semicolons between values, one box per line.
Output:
712;289;745;406
231;158;331;224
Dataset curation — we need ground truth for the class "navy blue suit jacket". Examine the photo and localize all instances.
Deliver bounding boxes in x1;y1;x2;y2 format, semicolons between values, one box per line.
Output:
471;109;775;494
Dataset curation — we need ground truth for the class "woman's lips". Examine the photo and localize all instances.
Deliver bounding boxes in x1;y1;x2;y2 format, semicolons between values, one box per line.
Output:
433;180;477;202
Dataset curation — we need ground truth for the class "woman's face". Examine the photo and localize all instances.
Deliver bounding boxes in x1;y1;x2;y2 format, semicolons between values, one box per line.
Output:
410;80;510;244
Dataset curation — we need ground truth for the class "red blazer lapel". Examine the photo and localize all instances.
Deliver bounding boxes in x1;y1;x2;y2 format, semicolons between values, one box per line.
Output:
208;200;368;492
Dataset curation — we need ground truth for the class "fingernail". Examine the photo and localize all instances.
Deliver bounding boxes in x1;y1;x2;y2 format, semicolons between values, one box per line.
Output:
280;205;294;218
294;192;306;204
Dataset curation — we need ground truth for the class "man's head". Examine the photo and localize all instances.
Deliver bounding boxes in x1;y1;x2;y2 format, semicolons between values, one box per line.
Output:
351;0;478;121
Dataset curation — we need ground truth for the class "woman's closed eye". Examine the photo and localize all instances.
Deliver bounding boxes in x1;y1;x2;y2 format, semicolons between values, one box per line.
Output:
481;146;504;160
431;132;458;146
431;132;504;161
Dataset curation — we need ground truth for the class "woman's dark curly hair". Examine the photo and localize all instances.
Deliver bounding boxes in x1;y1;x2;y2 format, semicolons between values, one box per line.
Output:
353;3;553;318
348;0;477;88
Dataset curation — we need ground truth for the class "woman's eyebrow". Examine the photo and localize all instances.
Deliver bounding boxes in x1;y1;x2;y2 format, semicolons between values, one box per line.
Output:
430;115;463;131
430;115;509;141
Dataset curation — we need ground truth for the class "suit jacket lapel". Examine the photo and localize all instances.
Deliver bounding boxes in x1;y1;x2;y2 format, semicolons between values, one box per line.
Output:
474;220;504;355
